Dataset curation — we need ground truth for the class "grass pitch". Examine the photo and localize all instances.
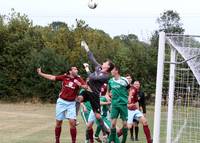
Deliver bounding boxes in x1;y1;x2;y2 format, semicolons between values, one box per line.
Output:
0;103;154;143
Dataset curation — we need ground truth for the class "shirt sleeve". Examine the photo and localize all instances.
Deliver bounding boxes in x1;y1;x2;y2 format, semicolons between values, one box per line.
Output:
87;51;101;67
55;75;66;81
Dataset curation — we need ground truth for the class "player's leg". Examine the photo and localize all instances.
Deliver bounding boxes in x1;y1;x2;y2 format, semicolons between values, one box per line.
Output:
89;92;109;135
94;124;102;143
94;112;110;135
127;110;134;142
80;107;90;142
129;125;134;140
87;121;94;143
87;110;96;143
55;120;63;143
134;120;139;141
137;110;152;143
55;98;66;143
109;106;119;143
109;119;117;143
65;101;77;143
69;119;77;143
120;105;128;143
104;117;120;143
116;126;123;137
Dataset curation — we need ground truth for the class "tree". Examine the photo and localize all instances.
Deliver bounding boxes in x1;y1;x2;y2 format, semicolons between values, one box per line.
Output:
150;10;185;47
157;10;185;34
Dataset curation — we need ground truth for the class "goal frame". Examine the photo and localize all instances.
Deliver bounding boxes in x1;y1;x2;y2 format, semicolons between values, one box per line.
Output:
153;32;200;143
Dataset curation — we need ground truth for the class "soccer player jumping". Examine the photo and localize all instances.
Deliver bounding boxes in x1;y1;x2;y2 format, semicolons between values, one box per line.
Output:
37;67;87;143
77;41;114;143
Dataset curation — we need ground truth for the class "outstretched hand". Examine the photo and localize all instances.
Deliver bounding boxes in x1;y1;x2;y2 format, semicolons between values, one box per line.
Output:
81;41;90;52
83;63;89;68
37;68;42;75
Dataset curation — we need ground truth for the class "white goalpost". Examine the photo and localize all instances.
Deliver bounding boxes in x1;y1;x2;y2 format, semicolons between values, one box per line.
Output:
153;32;200;143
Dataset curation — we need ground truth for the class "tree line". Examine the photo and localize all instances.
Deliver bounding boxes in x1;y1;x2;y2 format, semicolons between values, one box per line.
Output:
0;9;184;102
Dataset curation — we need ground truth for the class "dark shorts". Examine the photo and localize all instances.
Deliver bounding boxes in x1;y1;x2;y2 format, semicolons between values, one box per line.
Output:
80;90;101;113
133;119;139;124
139;104;146;114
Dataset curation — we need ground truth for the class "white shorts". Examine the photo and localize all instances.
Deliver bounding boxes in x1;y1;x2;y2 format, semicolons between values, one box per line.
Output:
127;109;143;124
56;98;76;120
88;110;96;123
88;110;110;130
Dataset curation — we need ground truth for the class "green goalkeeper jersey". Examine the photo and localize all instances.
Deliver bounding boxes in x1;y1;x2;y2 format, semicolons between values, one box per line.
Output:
108;76;129;106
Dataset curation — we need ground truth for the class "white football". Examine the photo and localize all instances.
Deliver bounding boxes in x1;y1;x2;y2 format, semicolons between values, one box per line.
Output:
88;0;98;9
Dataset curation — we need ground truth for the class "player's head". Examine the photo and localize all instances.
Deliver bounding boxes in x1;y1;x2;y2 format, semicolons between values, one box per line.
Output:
126;74;133;84
111;66;120;76
102;60;114;73
100;83;107;96
133;81;140;89
67;66;78;77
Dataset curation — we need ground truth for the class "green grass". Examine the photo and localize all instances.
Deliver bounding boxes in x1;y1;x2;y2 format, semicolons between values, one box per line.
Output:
0;103;155;143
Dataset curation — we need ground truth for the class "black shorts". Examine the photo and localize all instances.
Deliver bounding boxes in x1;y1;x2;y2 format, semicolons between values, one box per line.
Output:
139;103;146;114
133;119;139;124
80;90;101;113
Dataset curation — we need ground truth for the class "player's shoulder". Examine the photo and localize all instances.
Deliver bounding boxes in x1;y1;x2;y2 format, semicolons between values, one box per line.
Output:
75;75;83;80
120;76;129;85
108;77;114;83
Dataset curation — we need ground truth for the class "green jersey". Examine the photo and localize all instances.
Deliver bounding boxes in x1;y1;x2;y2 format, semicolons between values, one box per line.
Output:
100;96;110;117
108;76;129;106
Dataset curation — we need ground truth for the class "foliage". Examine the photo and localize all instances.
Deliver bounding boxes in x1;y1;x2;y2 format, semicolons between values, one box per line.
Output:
150;10;185;47
0;10;158;103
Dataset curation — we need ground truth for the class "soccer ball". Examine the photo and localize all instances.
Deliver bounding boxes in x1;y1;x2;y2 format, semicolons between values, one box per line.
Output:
88;0;98;9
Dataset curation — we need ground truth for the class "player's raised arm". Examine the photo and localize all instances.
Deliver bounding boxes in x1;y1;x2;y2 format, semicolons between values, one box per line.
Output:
83;63;91;75
81;41;100;67
37;68;56;81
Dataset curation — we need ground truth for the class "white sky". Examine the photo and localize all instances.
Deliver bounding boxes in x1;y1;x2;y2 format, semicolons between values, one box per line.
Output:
1;0;200;41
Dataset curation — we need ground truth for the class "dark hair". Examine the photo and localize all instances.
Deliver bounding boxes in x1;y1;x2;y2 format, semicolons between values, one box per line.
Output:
107;60;115;72
114;65;121;74
66;67;72;74
66;66;76;74
126;74;131;77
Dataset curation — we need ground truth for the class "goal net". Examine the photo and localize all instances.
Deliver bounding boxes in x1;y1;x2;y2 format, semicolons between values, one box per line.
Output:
153;32;200;143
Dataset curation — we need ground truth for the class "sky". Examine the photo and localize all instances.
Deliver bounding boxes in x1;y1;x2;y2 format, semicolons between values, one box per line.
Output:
1;0;200;41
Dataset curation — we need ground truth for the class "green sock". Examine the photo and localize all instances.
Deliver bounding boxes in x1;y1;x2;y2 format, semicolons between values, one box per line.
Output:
121;127;128;143
115;133;120;143
95;125;101;137
109;128;116;143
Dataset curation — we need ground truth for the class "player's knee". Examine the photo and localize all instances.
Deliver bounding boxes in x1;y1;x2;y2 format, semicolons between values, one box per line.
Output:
69;119;76;128
111;123;116;128
76;96;83;102
87;123;93;130
140;117;148;125
127;124;132;129
123;123;128;128
56;120;63;127
95;113;101;119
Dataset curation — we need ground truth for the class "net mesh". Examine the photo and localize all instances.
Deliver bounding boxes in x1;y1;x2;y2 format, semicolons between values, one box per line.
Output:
159;34;200;143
